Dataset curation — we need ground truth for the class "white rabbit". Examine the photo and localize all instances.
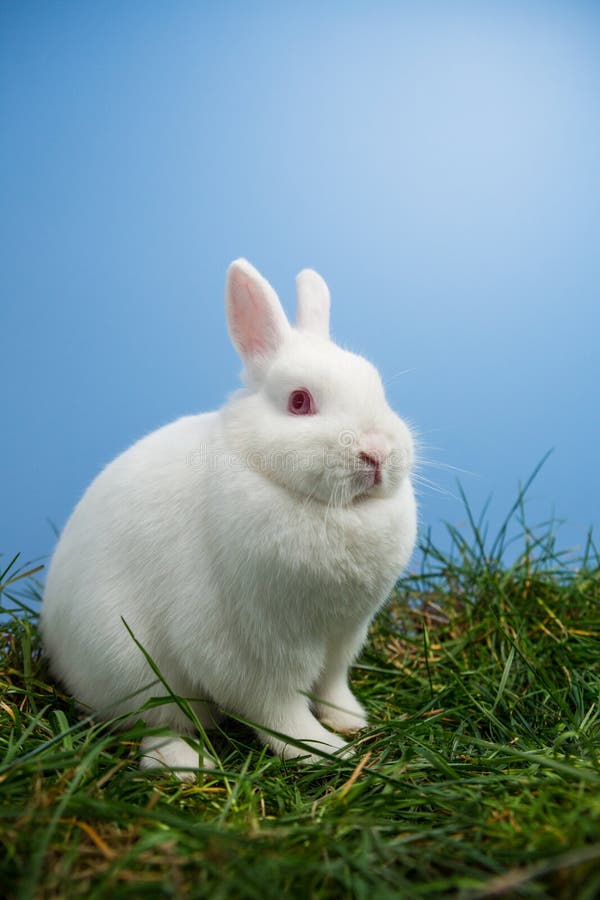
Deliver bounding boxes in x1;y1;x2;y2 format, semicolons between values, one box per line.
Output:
41;260;417;779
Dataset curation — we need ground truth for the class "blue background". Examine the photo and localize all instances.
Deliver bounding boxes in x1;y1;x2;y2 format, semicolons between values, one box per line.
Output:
2;1;599;574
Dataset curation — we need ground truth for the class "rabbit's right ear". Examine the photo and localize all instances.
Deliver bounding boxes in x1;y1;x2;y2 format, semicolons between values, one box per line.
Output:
296;269;330;339
226;259;291;380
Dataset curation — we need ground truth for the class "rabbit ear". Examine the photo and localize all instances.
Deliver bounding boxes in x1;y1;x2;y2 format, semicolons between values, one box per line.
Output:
226;259;291;377
296;269;330;339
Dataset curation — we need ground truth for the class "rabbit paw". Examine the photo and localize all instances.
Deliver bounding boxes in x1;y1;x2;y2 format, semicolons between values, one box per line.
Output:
285;730;351;765
140;735;213;782
315;689;368;734
260;708;351;764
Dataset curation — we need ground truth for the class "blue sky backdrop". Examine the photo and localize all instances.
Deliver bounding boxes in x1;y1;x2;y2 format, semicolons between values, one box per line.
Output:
2;1;599;573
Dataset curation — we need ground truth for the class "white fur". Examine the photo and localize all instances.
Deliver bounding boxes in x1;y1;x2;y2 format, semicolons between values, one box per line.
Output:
41;260;417;778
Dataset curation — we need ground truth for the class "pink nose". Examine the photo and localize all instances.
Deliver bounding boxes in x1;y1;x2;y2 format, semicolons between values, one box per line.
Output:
358;433;390;486
359;433;390;462
359;451;382;484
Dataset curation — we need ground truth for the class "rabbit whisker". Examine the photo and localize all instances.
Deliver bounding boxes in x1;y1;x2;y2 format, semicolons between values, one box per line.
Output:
417;456;479;478
412;472;457;499
383;367;415;387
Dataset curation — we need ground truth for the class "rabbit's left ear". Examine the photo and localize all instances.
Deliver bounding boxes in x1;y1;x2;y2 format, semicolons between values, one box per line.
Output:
296;269;330;339
226;259;291;379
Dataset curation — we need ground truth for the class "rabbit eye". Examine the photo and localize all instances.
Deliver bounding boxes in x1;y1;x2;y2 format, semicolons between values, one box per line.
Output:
288;388;315;416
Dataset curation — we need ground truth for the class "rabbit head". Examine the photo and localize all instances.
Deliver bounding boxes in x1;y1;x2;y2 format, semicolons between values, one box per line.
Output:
223;259;414;507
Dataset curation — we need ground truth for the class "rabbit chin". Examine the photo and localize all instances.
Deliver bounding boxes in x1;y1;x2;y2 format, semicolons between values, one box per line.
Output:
265;462;406;507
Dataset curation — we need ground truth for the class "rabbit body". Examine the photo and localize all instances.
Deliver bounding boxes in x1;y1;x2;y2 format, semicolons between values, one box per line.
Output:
41;261;417;777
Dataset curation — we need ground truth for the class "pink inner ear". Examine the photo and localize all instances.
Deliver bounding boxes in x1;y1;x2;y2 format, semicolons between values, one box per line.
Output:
235;281;266;356
228;272;281;362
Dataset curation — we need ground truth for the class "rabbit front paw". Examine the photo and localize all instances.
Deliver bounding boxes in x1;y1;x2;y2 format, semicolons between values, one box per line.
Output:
140;734;214;782
314;688;368;734
257;705;351;764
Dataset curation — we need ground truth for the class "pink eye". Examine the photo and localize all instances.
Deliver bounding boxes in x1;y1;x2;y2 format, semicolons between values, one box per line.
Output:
287;388;315;416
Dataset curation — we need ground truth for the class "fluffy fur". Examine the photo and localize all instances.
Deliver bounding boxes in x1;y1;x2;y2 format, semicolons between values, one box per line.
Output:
41;260;417;779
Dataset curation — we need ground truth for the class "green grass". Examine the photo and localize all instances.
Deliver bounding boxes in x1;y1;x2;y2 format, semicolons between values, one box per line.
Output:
1;476;599;899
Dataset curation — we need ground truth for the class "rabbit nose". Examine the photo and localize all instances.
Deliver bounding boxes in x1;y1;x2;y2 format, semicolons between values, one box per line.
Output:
358;434;391;486
359;451;382;485
359;433;390;463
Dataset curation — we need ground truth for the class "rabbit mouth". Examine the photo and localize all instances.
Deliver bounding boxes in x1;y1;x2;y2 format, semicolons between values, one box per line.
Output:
356;469;385;498
338;466;388;504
